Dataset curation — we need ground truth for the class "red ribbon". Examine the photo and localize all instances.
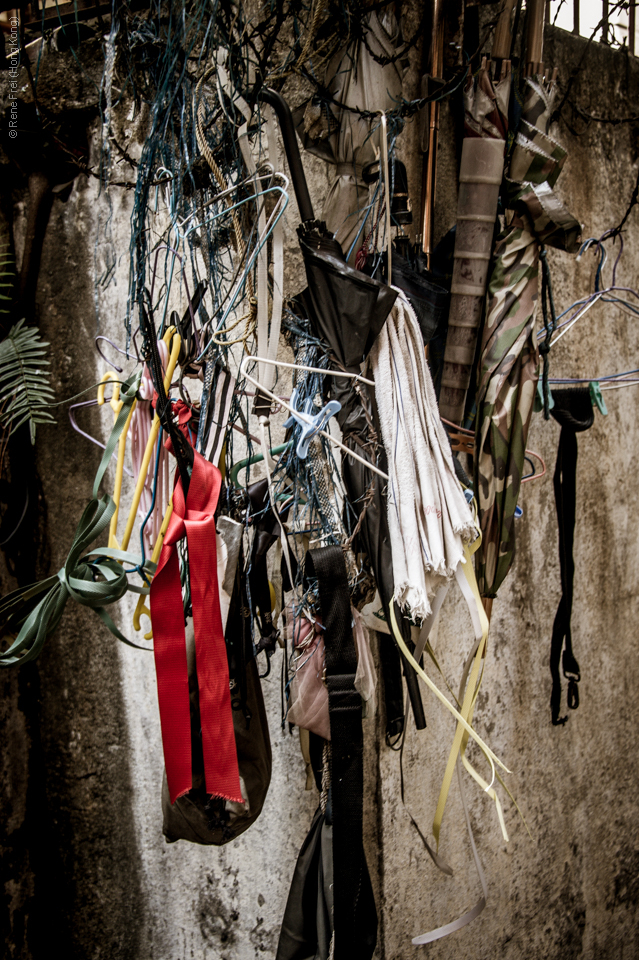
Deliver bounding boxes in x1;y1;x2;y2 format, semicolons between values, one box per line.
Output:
152;396;198;447
150;449;242;804
172;399;198;447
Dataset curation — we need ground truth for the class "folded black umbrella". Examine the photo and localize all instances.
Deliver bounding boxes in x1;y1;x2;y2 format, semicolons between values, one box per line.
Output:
391;249;449;346
298;230;397;366
276;806;334;960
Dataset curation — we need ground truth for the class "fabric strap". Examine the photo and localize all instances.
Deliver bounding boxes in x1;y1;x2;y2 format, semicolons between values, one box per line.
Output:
0;371;157;666
306;546;377;960
549;388;594;725
390;540;502;946
150;449;242;804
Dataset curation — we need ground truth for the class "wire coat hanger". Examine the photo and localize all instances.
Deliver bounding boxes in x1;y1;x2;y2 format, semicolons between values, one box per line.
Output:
239;356;389;481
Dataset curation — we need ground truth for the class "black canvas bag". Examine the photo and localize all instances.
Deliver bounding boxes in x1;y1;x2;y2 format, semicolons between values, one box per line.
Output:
162;561;272;844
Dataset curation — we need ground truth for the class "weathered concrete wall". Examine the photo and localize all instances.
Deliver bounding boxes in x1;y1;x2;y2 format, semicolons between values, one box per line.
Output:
2;13;639;960
379;24;639;960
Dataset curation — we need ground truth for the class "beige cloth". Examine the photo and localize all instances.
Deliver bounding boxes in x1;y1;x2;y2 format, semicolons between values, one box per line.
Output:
300;10;406;261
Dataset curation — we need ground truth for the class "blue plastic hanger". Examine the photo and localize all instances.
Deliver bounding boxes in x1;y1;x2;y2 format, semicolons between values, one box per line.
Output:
284;388;342;459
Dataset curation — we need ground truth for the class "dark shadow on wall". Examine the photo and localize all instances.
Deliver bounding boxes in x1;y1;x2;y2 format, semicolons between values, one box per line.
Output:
0;128;147;958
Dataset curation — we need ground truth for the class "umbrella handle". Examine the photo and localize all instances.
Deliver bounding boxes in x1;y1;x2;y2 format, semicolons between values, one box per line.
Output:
258;88;315;224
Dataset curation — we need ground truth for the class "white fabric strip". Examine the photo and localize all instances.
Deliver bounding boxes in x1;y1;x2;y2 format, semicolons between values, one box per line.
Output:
370;292;476;621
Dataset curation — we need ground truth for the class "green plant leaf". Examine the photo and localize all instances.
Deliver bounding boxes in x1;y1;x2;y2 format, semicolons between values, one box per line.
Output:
0;319;56;443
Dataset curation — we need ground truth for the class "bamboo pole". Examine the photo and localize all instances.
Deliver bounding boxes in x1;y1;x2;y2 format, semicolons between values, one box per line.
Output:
420;0;445;266
492;0;517;60
525;0;546;75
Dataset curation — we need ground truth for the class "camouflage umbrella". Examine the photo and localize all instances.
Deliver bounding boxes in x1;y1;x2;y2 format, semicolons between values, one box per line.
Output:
475;75;581;599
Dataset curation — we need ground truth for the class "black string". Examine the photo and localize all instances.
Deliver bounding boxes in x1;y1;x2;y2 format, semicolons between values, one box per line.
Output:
139;290;193;494
538;246;558;421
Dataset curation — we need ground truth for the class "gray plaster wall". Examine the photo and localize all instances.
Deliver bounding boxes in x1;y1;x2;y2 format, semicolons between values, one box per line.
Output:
1;16;639;960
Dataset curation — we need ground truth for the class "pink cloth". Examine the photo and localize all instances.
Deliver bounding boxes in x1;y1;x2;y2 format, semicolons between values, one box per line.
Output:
285;609;330;740
285;605;377;737
129;340;170;554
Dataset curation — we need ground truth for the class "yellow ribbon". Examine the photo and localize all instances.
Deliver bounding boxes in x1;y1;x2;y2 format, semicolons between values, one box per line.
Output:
389;528;511;851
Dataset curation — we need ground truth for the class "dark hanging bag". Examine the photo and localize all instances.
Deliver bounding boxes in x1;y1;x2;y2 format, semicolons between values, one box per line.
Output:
162;560;272;845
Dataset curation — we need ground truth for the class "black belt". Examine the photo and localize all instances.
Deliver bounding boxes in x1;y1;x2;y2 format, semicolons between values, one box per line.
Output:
306;547;377;959
549;388;594;725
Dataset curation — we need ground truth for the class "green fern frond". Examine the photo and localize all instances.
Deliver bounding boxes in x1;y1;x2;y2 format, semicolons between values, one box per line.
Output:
0;243;15;317
0;319;56;444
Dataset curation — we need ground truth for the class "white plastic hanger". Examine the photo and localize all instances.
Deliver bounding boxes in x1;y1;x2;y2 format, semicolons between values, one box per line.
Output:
239;355;389;481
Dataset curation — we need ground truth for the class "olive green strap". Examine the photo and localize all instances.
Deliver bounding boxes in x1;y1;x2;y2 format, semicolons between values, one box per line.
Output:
92;371;141;500
0;370;155;665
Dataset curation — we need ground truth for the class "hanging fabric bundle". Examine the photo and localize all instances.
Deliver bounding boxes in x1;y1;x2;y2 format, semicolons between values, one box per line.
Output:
293;8;406;261
161;539;272;844
261;88;426;733
549;388;594;725
369;291;476;621
286;604;377;740
277;547;377;960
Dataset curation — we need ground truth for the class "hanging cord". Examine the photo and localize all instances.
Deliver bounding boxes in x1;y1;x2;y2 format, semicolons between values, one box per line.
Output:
538;246;558;420
381;112;392;281
194;67;255;302
210;295;258;347
140;296;192;493
319;740;331;814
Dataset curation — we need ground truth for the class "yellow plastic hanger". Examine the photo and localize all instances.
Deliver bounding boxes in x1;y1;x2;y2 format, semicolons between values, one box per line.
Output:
97;370;138;548
119;329;181;552
133;493;175;640
99;326;180;551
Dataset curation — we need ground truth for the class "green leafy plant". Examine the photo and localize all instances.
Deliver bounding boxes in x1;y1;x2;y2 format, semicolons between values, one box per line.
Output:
0;320;56;444
0;244;55;445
